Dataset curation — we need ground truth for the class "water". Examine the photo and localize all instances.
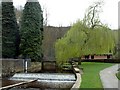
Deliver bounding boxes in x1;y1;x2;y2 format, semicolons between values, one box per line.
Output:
2;73;76;89
11;73;75;81
0;79;22;87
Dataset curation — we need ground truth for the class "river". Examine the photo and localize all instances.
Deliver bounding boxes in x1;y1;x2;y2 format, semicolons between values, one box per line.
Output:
1;73;76;90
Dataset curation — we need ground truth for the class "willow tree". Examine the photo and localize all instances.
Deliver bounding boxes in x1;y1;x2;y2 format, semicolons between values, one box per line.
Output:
20;0;43;61
55;1;115;66
2;1;20;58
55;21;115;66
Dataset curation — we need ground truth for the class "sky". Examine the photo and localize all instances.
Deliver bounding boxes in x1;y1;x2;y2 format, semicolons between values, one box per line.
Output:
13;0;119;29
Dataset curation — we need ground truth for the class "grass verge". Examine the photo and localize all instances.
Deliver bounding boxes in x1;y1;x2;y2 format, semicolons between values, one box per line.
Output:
116;71;120;80
80;62;114;88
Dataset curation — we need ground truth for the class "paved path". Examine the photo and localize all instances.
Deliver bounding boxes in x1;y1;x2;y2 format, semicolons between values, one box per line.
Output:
100;64;120;90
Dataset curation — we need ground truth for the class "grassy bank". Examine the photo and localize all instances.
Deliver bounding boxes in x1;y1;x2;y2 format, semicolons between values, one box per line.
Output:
116;71;120;80
80;62;114;88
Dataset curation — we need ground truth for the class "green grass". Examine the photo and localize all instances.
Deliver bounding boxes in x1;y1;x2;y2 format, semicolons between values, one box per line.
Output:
80;62;114;88
116;71;120;80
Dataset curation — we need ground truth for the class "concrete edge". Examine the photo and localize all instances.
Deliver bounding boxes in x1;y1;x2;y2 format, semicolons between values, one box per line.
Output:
71;63;82;90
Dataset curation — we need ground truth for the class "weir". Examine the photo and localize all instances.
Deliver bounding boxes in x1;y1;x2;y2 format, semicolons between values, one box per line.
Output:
9;73;76;89
10;73;75;81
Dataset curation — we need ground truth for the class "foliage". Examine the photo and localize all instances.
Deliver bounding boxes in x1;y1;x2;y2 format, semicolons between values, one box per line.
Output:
0;4;2;58
55;21;115;65
80;62;114;88
112;30;120;59
20;0;43;61
55;1;115;65
116;70;120;80
2;1;20;58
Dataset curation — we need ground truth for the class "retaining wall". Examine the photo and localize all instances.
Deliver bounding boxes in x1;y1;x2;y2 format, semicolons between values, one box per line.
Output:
71;62;82;90
1;59;31;78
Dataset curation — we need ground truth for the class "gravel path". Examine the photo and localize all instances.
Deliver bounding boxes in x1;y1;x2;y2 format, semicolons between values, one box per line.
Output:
100;64;120;90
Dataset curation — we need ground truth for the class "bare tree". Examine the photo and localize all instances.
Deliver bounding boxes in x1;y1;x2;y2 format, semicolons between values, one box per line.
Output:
83;1;104;29
15;5;23;24
43;6;49;26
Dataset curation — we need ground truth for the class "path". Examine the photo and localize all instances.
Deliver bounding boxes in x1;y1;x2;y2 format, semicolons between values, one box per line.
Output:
100;64;120;90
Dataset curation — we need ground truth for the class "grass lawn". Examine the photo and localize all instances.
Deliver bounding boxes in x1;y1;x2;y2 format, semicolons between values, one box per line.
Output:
80;62;114;88
116;71;120;80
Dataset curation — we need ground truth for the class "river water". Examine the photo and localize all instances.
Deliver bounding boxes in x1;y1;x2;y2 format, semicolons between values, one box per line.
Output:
1;79;22;87
1;73;76;90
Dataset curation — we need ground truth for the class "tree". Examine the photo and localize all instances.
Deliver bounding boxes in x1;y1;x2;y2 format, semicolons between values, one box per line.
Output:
83;1;104;29
55;1;115;66
20;0;43;61
43;6;49;27
15;5;23;24
55;21;115;66
2;1;20;58
0;3;2;58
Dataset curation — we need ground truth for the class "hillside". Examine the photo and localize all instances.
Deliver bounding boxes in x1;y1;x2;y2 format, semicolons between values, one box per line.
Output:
42;26;70;61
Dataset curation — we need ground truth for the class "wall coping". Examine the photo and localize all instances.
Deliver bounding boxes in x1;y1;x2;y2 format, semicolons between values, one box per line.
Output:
71;63;82;90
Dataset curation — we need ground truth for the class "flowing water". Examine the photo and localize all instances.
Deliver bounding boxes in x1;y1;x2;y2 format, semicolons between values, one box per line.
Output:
2;73;76;89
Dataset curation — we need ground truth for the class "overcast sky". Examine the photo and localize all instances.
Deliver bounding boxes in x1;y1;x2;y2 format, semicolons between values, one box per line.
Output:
13;0;119;29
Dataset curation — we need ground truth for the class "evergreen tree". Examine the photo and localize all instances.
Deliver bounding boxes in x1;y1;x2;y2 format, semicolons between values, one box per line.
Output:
2;1;20;58
20;0;43;61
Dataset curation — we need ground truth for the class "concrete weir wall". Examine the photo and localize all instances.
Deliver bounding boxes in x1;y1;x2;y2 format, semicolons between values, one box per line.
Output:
71;63;82;89
10;73;76;89
0;59;31;78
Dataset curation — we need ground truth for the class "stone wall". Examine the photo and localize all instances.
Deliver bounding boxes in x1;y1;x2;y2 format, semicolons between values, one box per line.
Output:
1;59;31;78
71;61;82;90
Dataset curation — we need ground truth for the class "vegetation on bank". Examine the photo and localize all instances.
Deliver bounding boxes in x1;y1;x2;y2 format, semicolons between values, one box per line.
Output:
116;70;120;80
80;62;114;88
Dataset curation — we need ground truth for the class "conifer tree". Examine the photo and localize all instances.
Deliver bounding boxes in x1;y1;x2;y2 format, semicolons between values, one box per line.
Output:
2;1;20;58
20;0;43;61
